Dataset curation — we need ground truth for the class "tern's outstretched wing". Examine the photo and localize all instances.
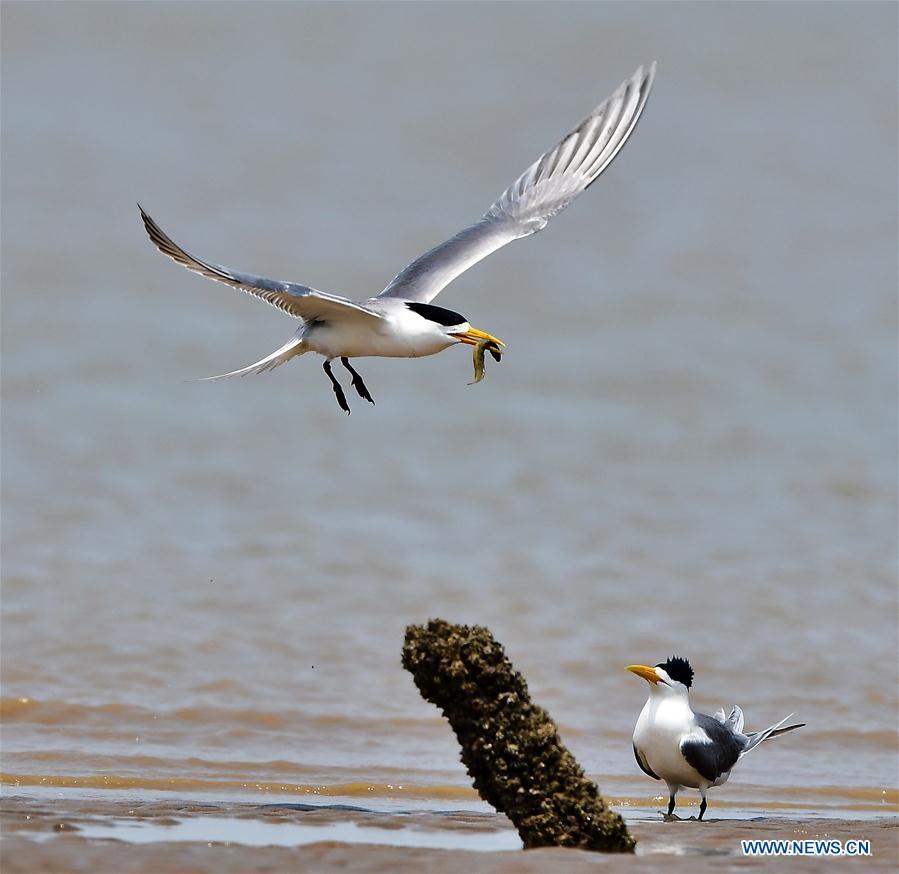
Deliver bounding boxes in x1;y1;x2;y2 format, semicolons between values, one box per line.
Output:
140;206;382;325
378;63;656;304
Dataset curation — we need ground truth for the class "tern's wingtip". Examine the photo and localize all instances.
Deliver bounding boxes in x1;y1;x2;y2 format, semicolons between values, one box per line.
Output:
627;62;656;91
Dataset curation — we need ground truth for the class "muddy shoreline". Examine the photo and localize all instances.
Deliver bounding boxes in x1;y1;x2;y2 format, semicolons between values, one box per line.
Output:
2;795;896;873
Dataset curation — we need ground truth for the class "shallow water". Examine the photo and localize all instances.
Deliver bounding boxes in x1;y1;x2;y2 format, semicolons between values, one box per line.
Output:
2;1;897;827
3;796;895;873
33;814;524;852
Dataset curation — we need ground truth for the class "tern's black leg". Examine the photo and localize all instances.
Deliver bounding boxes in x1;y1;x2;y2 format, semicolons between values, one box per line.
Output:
323;359;350;415
698;796;707;821
341;357;375;405
667;794;676;817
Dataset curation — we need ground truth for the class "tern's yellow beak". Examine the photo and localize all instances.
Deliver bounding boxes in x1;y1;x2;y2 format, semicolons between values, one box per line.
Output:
626;664;661;684
453;326;506;348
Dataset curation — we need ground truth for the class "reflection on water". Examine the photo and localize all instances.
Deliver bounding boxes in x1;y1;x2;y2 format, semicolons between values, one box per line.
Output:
2;2;896;819
67;816;523;852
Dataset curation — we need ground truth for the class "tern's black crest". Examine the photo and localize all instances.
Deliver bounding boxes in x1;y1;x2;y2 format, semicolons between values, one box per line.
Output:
657;656;694;688
405;301;467;327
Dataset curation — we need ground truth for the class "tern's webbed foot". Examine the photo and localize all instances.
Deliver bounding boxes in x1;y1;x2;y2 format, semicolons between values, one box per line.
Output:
323;360;351;415
341;357;375;405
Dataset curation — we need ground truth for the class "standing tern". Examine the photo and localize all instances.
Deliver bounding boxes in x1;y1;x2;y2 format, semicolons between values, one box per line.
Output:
627;657;805;820
140;63;656;413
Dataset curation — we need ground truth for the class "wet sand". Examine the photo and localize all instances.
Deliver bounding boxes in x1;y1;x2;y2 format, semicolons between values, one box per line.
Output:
2;796;896;873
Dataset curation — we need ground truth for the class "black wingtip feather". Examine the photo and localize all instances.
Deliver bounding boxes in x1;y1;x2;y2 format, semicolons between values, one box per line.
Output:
769;722;806;738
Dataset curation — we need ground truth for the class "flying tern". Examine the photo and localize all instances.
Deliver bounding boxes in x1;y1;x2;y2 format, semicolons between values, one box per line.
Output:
627;657;805;820
140;63;656;413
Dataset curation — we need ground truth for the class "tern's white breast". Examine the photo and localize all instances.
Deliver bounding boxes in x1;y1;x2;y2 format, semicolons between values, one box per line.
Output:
633;697;707;789
304;306;458;359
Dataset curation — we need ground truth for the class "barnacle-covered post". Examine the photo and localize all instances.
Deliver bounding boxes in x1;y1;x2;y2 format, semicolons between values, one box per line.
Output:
402;619;635;853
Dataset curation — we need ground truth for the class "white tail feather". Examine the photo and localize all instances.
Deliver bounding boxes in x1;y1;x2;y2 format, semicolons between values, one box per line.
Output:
192;336;305;381
727;705;745;734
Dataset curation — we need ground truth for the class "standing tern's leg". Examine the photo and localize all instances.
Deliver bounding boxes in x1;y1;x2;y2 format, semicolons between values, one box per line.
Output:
323;359;350;415
341;357;375;405
667;793;676;818
698;794;707;821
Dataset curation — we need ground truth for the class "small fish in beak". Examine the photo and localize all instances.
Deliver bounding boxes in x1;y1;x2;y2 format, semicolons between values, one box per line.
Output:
469;338;503;385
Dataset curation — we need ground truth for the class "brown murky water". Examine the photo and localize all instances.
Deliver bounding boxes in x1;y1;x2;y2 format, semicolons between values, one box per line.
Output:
1;2;896;867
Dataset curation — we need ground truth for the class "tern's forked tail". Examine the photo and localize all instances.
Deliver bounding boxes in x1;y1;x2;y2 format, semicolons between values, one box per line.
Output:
193;336;306;381
742;713;806;755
